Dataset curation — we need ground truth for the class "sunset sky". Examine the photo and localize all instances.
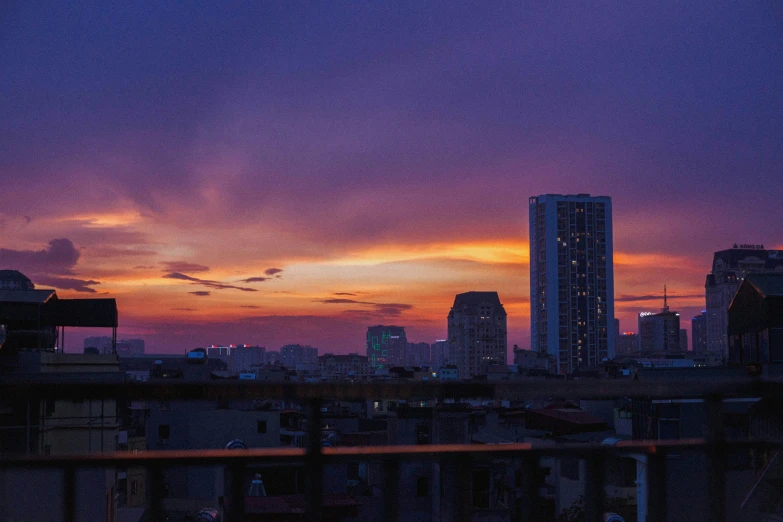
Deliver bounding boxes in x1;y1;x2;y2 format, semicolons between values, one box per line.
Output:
1;1;782;354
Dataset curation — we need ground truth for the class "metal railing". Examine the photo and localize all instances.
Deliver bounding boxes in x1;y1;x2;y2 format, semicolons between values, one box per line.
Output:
2;378;782;522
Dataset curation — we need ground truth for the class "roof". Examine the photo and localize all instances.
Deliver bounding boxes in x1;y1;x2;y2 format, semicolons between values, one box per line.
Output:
0;289;56;304
712;248;783;272
452;291;503;308
745;273;783;298
0;270;33;282
528;407;605;426
45;298;118;327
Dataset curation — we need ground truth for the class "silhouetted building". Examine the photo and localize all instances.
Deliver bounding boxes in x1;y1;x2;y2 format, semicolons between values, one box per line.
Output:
728;274;783;365
638;290;681;354
616;333;639;356
705;246;783;357
366;325;407;369
280;344;318;368
529;194;614;373
430;340;448;370
264;350;280;365
692;311;707;353
319;353;370;380
0;270;34;290
447;291;507;378
85;335;113;354
679;329;688;352
405;342;430;366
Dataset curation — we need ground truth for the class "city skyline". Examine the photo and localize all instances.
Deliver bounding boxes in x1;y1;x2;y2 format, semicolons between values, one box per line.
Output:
1;2;782;353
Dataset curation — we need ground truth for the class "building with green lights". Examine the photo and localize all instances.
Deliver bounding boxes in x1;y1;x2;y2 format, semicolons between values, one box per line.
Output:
366;325;407;369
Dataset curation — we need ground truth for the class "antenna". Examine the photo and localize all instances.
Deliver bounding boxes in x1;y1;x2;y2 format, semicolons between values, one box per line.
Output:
663;285;669;311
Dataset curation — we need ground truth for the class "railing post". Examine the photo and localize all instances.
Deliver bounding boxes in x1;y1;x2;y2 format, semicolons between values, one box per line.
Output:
647;451;668;522
383;457;400;522
63;464;75;522
584;457;604;522
454;456;472;522
306;397;323;522
517;456;539;522
228;463;245;522
705;394;726;522
149;464;165;522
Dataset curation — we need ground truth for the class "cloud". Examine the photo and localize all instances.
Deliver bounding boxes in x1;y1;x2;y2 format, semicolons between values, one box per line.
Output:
318;297;413;316
264;268;283;276
171;307;198;311
161;261;210;273
333;292;357;296
189;291;211;296
0;238;80;274
34;275;100;293
615;293;704;303
133;265;156;269
240;305;261;309
240;276;269;283
162;272;258;292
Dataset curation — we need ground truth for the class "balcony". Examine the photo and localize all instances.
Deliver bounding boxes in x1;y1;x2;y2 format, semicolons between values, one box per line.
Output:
0;378;781;522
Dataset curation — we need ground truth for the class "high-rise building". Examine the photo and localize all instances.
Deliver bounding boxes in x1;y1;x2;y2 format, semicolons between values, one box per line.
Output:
529;194;614;373
616;332;639;356
405;342;431;366
638;290;681;354
679;329;688;352
366;326;407;369
0;270;35;290
705;246;783;358
430;340;449;370
447;291;507;378
280;344;318;368
232;345;265;373
692;311;707;353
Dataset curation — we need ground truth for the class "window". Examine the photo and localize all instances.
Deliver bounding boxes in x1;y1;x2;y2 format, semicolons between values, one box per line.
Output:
416;476;429;497
257;420;267;434
131;480;138;495
157;424;170;444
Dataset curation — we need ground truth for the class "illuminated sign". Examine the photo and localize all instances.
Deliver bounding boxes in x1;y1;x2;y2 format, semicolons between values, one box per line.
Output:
639;312;655;317
733;243;765;250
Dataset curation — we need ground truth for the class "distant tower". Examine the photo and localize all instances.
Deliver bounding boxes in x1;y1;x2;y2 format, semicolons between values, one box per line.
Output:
366;326;407;369
529;194;614;373
638;289;682;353
692;311;707;353
447;291;507;378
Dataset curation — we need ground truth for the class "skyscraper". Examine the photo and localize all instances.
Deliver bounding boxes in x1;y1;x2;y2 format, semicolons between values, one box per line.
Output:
280;344;318;367
447;291;507;378
529;194;614;373
692;311;707;353
679;329;688;352
705;246;783;357
366;326;407;369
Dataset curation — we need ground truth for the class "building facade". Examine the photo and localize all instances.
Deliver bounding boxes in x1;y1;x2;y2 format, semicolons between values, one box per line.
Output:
0;270;35;290
366;325;407;369
692;311;707;353
529;194;614;373
280;344;318;368
638;294;681;354
405;342;431;367
447;291;507;378
705;246;783;358
616;332;639;356
318;353;371;380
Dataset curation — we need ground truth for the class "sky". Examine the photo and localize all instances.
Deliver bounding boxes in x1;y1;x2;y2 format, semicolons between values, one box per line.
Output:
1;1;782;354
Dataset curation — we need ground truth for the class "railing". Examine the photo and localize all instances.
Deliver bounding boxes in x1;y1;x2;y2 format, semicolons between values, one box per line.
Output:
2;378;783;522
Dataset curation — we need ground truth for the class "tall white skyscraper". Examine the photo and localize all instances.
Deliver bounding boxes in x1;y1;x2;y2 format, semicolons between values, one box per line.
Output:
529;194;614;374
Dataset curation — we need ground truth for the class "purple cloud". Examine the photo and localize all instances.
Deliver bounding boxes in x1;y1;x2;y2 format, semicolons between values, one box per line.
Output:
161;261;210;273
240;277;269;283
162;272;258;292
264;268;283;276
34;275;100;293
0;238;79;275
189;291;211;296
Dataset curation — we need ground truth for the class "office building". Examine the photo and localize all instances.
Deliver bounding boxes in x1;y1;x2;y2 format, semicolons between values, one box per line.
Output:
705;246;783;357
232;344;265;373
529;194;614;373
447;291;507;378
430;340;449;370
638;291;681;354
366;325;407;369
280;344;318;368
616;332;639;356
692;311;707;353
679;329;688;352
